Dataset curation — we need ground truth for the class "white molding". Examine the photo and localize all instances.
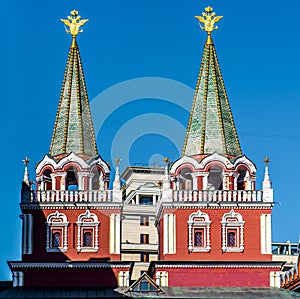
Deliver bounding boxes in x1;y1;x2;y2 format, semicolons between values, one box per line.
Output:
199;153;233;170
170;156;199;174
188;210;211;252
76;210;100;252
221;209;245;252
233;155;256;175
45;211;69;252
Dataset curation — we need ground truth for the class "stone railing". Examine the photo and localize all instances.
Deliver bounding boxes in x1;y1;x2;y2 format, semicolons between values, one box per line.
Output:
172;190;264;203
22;190;114;203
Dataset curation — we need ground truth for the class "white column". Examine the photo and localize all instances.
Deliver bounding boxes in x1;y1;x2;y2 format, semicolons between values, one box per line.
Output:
260;214;272;254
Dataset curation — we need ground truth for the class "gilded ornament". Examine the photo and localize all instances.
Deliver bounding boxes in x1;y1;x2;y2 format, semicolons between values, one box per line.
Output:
195;6;223;34
61;10;89;37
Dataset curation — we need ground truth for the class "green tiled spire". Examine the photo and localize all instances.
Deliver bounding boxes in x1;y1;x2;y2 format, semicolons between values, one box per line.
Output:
182;7;242;157
49;18;98;159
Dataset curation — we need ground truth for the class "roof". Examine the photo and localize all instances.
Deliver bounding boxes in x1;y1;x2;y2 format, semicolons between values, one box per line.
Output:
0;287;122;299
1;286;300;299
49;37;98;159
116;287;300;298
182;30;242;158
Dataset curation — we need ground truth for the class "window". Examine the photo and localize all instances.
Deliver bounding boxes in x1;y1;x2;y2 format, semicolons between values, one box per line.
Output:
194;230;203;247
188;210;211;252
227;230;236;247
221;209;245;252
131;274;161;292
83;231;93;247
140;234;149;244
140;253;149;262
76;210;100;252
140;196;153;205
140;216;149;226
46;211;68;252
52;232;61;247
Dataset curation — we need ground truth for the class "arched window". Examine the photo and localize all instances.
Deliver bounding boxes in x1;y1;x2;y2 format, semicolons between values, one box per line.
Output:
188;210;211;252
66;167;78;190
178;167;193;190
221;210;245;252
76;210;100;252
43;169;52;190
237;168;247;190
208;165;223;190
92;169;102;190
46;211;68;252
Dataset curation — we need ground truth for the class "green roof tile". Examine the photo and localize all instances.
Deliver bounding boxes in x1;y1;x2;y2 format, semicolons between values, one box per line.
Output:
182;35;242;158
49;39;98;158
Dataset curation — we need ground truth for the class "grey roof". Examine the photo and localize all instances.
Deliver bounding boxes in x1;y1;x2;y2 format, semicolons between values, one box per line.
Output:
0;287;123;299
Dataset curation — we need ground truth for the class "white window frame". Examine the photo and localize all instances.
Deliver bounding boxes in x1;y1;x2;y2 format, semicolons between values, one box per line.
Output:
76;210;100;252
46;211;68;252
188;210;211;252
221;209;245;252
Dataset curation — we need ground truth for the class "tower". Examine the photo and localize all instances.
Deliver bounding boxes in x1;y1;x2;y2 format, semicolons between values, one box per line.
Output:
151;6;281;288
8;10;131;288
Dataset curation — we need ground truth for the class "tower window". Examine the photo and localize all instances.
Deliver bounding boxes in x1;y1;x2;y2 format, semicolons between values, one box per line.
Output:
208;165;223;190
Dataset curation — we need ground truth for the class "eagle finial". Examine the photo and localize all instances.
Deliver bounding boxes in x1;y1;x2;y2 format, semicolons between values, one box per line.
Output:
60;10;89;37
195;6;223;34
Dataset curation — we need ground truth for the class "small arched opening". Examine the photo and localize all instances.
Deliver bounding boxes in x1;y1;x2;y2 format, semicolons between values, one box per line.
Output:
237;167;247;190
92;168;102;190
43;169;52;190
66;166;79;190
178;167;193;190
207;165;223;190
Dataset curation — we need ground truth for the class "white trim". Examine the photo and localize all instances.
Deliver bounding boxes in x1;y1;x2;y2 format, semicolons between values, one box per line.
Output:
188;210;211;252
260;214;272;254
170;156;199;174
76;210;100;252
163;214;176;254
199;153;233;170
110;213;121;254
20;214;33;255
46;211;69;252
233;155;256;175
221;209;245;252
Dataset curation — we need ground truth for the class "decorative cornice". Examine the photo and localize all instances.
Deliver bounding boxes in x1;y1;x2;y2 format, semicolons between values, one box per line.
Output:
20;203;123;210
8;261;132;269
152;261;282;269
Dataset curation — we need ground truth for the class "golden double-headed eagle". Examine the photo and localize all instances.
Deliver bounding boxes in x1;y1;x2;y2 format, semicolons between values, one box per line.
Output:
61;10;89;37
195;6;223;34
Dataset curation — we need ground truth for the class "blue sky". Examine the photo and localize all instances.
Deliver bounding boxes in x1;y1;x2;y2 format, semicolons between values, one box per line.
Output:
1;0;300;280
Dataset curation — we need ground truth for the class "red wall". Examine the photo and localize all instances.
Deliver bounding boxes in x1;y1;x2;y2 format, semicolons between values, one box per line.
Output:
155;267;275;287
160;207;272;261
22;208;121;262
